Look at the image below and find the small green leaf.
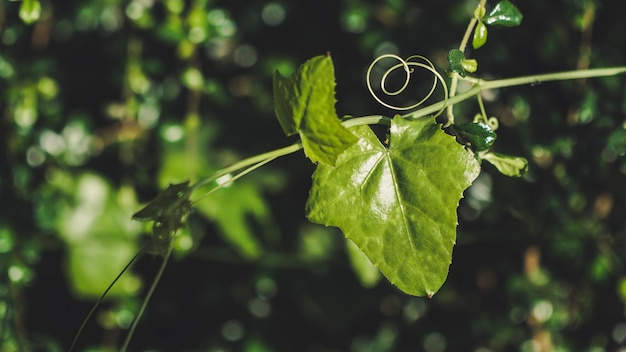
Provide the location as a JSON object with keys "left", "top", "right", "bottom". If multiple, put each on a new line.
{"left": 450, "top": 122, "right": 497, "bottom": 151}
{"left": 19, "top": 0, "right": 42, "bottom": 25}
{"left": 306, "top": 116, "right": 481, "bottom": 297}
{"left": 447, "top": 49, "right": 468, "bottom": 77}
{"left": 483, "top": 0, "right": 523, "bottom": 27}
{"left": 472, "top": 22, "right": 488, "bottom": 49}
{"left": 133, "top": 182, "right": 193, "bottom": 255}
{"left": 461, "top": 59, "right": 478, "bottom": 74}
{"left": 473, "top": 4, "right": 486, "bottom": 20}
{"left": 273, "top": 54, "right": 358, "bottom": 165}
{"left": 482, "top": 152, "right": 528, "bottom": 177}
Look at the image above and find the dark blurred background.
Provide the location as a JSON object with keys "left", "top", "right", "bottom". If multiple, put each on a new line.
{"left": 2, "top": 0, "right": 626, "bottom": 351}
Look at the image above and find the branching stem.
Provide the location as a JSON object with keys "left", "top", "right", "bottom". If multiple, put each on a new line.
{"left": 405, "top": 66, "right": 626, "bottom": 120}
{"left": 191, "top": 141, "right": 303, "bottom": 193}
{"left": 190, "top": 66, "right": 626, "bottom": 199}
{"left": 447, "top": 0, "right": 487, "bottom": 125}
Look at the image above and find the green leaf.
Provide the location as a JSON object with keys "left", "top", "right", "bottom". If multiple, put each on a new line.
{"left": 133, "top": 182, "right": 193, "bottom": 255}
{"left": 346, "top": 238, "right": 381, "bottom": 289}
{"left": 483, "top": 0, "right": 523, "bottom": 27}
{"left": 461, "top": 59, "right": 478, "bottom": 74}
{"left": 447, "top": 49, "right": 467, "bottom": 77}
{"left": 449, "top": 122, "right": 497, "bottom": 151}
{"left": 273, "top": 54, "right": 358, "bottom": 165}
{"left": 195, "top": 181, "right": 270, "bottom": 260}
{"left": 472, "top": 21, "right": 488, "bottom": 49}
{"left": 482, "top": 152, "right": 528, "bottom": 177}
{"left": 19, "top": 0, "right": 42, "bottom": 25}
{"left": 306, "top": 116, "right": 481, "bottom": 297}
{"left": 46, "top": 172, "right": 143, "bottom": 298}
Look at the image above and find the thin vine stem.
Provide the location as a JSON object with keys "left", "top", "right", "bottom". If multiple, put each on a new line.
{"left": 192, "top": 153, "right": 281, "bottom": 205}
{"left": 120, "top": 242, "right": 174, "bottom": 352}
{"left": 476, "top": 93, "right": 488, "bottom": 120}
{"left": 181, "top": 66, "right": 626, "bottom": 204}
{"left": 191, "top": 141, "right": 303, "bottom": 192}
{"left": 69, "top": 248, "right": 146, "bottom": 352}
{"left": 189, "top": 66, "right": 626, "bottom": 198}
{"left": 405, "top": 66, "right": 626, "bottom": 120}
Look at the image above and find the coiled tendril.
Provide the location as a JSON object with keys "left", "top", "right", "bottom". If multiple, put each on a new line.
{"left": 366, "top": 54, "right": 448, "bottom": 117}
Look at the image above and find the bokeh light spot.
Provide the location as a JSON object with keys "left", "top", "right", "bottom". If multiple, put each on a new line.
{"left": 255, "top": 277, "right": 277, "bottom": 299}
{"left": 233, "top": 44, "right": 258, "bottom": 68}
{"left": 531, "top": 300, "right": 553, "bottom": 323}
{"left": 403, "top": 298, "right": 427, "bottom": 322}
{"left": 40, "top": 130, "right": 66, "bottom": 156}
{"left": 221, "top": 320, "right": 245, "bottom": 341}
{"left": 248, "top": 298, "right": 271, "bottom": 318}
{"left": 262, "top": 3, "right": 286, "bottom": 26}
{"left": 613, "top": 322, "right": 626, "bottom": 344}
{"left": 26, "top": 146, "right": 46, "bottom": 167}
{"left": 162, "top": 124, "right": 184, "bottom": 142}
{"left": 423, "top": 332, "right": 446, "bottom": 352}
{"left": 0, "top": 228, "right": 15, "bottom": 253}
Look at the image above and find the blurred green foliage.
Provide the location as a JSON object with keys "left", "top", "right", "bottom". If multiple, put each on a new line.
{"left": 1, "top": 0, "right": 626, "bottom": 351}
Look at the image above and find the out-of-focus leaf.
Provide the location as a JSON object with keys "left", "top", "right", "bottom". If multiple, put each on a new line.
{"left": 345, "top": 238, "right": 381, "bottom": 289}
{"left": 157, "top": 127, "right": 276, "bottom": 260}
{"left": 306, "top": 116, "right": 481, "bottom": 297}
{"left": 482, "top": 152, "right": 528, "bottom": 177}
{"left": 195, "top": 181, "right": 270, "bottom": 260}
{"left": 19, "top": 0, "right": 42, "bottom": 25}
{"left": 49, "top": 173, "right": 143, "bottom": 298}
{"left": 483, "top": 0, "right": 523, "bottom": 27}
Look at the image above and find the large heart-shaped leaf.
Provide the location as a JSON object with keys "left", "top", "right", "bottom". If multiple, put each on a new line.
{"left": 273, "top": 54, "right": 358, "bottom": 165}
{"left": 306, "top": 116, "right": 481, "bottom": 297}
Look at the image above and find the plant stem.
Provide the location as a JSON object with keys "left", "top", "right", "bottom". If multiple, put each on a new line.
{"left": 120, "top": 244, "right": 173, "bottom": 352}
{"left": 69, "top": 249, "right": 145, "bottom": 352}
{"left": 186, "top": 65, "right": 626, "bottom": 201}
{"left": 192, "top": 153, "right": 279, "bottom": 204}
{"left": 405, "top": 66, "right": 626, "bottom": 120}
{"left": 447, "top": 0, "right": 487, "bottom": 125}
{"left": 342, "top": 115, "right": 391, "bottom": 129}
{"left": 191, "top": 141, "right": 303, "bottom": 192}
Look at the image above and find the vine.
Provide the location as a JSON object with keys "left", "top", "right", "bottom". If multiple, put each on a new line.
{"left": 66, "top": 0, "right": 626, "bottom": 350}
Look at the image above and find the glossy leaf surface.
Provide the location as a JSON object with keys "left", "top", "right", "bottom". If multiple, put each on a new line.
{"left": 483, "top": 0, "right": 523, "bottom": 27}
{"left": 472, "top": 21, "right": 488, "bottom": 49}
{"left": 273, "top": 54, "right": 358, "bottom": 165}
{"left": 306, "top": 116, "right": 481, "bottom": 296}
{"left": 450, "top": 122, "right": 497, "bottom": 151}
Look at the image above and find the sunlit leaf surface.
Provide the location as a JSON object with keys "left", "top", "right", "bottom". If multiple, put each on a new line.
{"left": 273, "top": 54, "right": 357, "bottom": 165}
{"left": 306, "top": 116, "right": 481, "bottom": 296}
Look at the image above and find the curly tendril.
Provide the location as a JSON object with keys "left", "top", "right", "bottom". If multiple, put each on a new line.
{"left": 366, "top": 54, "right": 448, "bottom": 116}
